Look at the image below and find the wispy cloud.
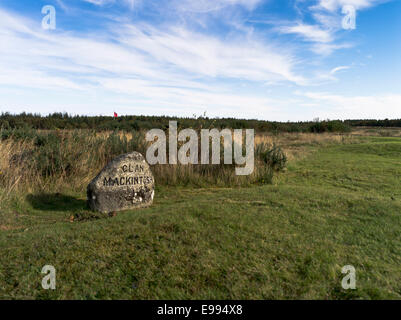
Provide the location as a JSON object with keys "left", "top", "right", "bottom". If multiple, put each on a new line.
{"left": 313, "top": 0, "right": 389, "bottom": 12}
{"left": 0, "top": 1, "right": 398, "bottom": 120}
{"left": 0, "top": 7, "right": 302, "bottom": 83}
{"left": 296, "top": 91, "right": 401, "bottom": 119}
{"left": 311, "top": 42, "right": 353, "bottom": 55}
{"left": 118, "top": 24, "right": 302, "bottom": 83}
{"left": 173, "top": 0, "right": 263, "bottom": 12}
{"left": 330, "top": 65, "right": 350, "bottom": 74}
{"left": 83, "top": 0, "right": 262, "bottom": 12}
{"left": 0, "top": 6, "right": 304, "bottom": 117}
{"left": 83, "top": 0, "right": 137, "bottom": 10}
{"left": 277, "top": 0, "right": 392, "bottom": 56}
{"left": 278, "top": 23, "right": 333, "bottom": 43}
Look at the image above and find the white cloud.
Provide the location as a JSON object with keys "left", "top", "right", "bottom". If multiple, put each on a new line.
{"left": 118, "top": 24, "right": 302, "bottom": 83}
{"left": 0, "top": 7, "right": 303, "bottom": 118}
{"left": 311, "top": 42, "right": 353, "bottom": 55}
{"left": 83, "top": 0, "right": 136, "bottom": 10}
{"left": 0, "top": 8, "right": 301, "bottom": 84}
{"left": 83, "top": 0, "right": 113, "bottom": 5}
{"left": 0, "top": 2, "right": 397, "bottom": 120}
{"left": 278, "top": 23, "right": 333, "bottom": 43}
{"left": 173, "top": 0, "right": 263, "bottom": 12}
{"left": 315, "top": 0, "right": 388, "bottom": 12}
{"left": 83, "top": 0, "right": 262, "bottom": 12}
{"left": 330, "top": 66, "right": 350, "bottom": 74}
{"left": 281, "top": 0, "right": 392, "bottom": 55}
{"left": 296, "top": 91, "right": 401, "bottom": 119}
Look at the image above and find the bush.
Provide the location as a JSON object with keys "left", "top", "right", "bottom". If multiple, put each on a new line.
{"left": 256, "top": 143, "right": 287, "bottom": 172}
{"left": 308, "top": 120, "right": 350, "bottom": 133}
{"left": 1, "top": 127, "right": 37, "bottom": 141}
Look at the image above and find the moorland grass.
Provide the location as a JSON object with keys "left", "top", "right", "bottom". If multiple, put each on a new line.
{"left": 0, "top": 129, "right": 288, "bottom": 198}
{"left": 0, "top": 136, "right": 400, "bottom": 299}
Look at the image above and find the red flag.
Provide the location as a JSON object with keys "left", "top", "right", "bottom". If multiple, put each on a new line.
{"left": 114, "top": 112, "right": 118, "bottom": 118}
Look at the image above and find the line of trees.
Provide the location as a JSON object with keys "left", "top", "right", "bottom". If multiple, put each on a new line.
{"left": 1, "top": 112, "right": 400, "bottom": 133}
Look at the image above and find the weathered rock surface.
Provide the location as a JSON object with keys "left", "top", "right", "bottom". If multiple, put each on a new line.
{"left": 87, "top": 152, "right": 155, "bottom": 213}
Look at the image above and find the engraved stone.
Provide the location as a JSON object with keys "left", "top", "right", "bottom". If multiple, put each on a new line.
{"left": 87, "top": 152, "right": 155, "bottom": 213}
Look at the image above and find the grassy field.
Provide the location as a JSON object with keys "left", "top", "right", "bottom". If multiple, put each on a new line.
{"left": 0, "top": 134, "right": 400, "bottom": 299}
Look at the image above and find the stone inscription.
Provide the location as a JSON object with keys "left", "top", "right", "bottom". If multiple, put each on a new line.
{"left": 102, "top": 164, "right": 153, "bottom": 187}
{"left": 103, "top": 175, "right": 153, "bottom": 187}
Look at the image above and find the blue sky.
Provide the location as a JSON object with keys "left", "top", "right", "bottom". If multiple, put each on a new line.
{"left": 0, "top": 0, "right": 400, "bottom": 120}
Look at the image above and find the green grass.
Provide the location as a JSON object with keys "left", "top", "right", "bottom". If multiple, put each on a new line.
{"left": 0, "top": 136, "right": 400, "bottom": 299}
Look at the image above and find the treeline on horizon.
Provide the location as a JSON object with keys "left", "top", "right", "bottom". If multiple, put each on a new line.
{"left": 1, "top": 112, "right": 401, "bottom": 133}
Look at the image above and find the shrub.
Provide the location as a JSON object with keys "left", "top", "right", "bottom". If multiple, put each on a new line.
{"left": 256, "top": 143, "right": 287, "bottom": 171}
{"left": 308, "top": 120, "right": 350, "bottom": 133}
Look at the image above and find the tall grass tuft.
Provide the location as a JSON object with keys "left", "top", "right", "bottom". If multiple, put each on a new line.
{"left": 0, "top": 128, "right": 288, "bottom": 203}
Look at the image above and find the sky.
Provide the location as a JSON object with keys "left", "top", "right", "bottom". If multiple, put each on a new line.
{"left": 0, "top": 0, "right": 400, "bottom": 121}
